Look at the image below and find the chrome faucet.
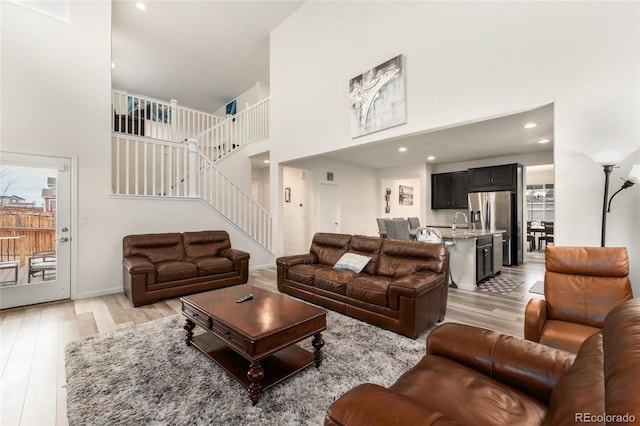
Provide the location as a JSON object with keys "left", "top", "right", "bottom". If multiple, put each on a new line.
{"left": 451, "top": 212, "right": 468, "bottom": 232}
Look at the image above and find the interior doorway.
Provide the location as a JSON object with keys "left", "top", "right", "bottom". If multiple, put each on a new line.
{"left": 0, "top": 152, "right": 72, "bottom": 309}
{"left": 525, "top": 164, "right": 554, "bottom": 264}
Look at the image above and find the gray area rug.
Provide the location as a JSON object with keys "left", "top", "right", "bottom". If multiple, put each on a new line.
{"left": 65, "top": 311, "right": 424, "bottom": 425}
{"left": 476, "top": 275, "right": 523, "bottom": 295}
{"left": 529, "top": 280, "right": 544, "bottom": 295}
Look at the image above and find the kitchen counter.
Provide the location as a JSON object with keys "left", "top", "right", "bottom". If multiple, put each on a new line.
{"left": 432, "top": 228, "right": 505, "bottom": 292}
{"left": 427, "top": 226, "right": 505, "bottom": 240}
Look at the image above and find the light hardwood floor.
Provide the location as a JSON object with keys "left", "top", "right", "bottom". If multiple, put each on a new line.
{"left": 0, "top": 256, "right": 545, "bottom": 426}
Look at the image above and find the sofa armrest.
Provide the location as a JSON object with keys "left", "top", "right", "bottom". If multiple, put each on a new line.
{"left": 427, "top": 323, "right": 575, "bottom": 403}
{"left": 219, "top": 248, "right": 250, "bottom": 263}
{"left": 276, "top": 253, "right": 317, "bottom": 267}
{"left": 524, "top": 298, "right": 547, "bottom": 343}
{"left": 325, "top": 383, "right": 452, "bottom": 426}
{"left": 388, "top": 271, "right": 445, "bottom": 298}
{"left": 123, "top": 256, "right": 155, "bottom": 275}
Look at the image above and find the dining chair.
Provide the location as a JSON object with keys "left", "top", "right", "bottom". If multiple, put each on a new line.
{"left": 384, "top": 219, "right": 410, "bottom": 240}
{"left": 376, "top": 218, "right": 387, "bottom": 238}
{"left": 408, "top": 217, "right": 420, "bottom": 240}
{"left": 538, "top": 222, "right": 554, "bottom": 249}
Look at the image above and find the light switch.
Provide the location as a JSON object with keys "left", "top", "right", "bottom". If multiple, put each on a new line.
{"left": 79, "top": 215, "right": 88, "bottom": 225}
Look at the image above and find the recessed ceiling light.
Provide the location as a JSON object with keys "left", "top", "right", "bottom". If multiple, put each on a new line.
{"left": 427, "top": 156, "right": 435, "bottom": 161}
{"left": 398, "top": 147, "right": 407, "bottom": 152}
{"left": 136, "top": 2, "right": 146, "bottom": 10}
{"left": 263, "top": 160, "right": 270, "bottom": 164}
{"left": 524, "top": 122, "right": 537, "bottom": 129}
{"left": 538, "top": 139, "right": 550, "bottom": 144}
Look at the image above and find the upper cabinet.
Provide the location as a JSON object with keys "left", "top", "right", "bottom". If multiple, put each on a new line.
{"left": 468, "top": 164, "right": 518, "bottom": 192}
{"left": 431, "top": 171, "right": 469, "bottom": 209}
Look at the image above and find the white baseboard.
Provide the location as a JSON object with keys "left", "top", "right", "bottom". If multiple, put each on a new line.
{"left": 73, "top": 287, "right": 123, "bottom": 300}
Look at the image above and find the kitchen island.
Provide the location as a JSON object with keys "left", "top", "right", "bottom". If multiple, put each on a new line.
{"left": 429, "top": 227, "right": 505, "bottom": 291}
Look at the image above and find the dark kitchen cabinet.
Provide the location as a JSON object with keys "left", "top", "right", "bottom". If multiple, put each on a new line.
{"left": 476, "top": 235, "right": 494, "bottom": 283}
{"left": 468, "top": 164, "right": 517, "bottom": 192}
{"left": 431, "top": 171, "right": 469, "bottom": 209}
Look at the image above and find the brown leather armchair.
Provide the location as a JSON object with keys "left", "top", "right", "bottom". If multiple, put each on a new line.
{"left": 524, "top": 246, "right": 633, "bottom": 353}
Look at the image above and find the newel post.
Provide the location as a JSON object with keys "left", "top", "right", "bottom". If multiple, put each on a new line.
{"left": 188, "top": 138, "right": 198, "bottom": 197}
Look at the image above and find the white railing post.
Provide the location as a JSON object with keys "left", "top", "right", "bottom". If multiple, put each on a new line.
{"left": 188, "top": 138, "right": 197, "bottom": 197}
{"left": 170, "top": 99, "right": 178, "bottom": 141}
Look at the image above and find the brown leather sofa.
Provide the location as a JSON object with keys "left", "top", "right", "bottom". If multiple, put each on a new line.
{"left": 123, "top": 230, "right": 249, "bottom": 307}
{"left": 325, "top": 298, "right": 640, "bottom": 425}
{"left": 276, "top": 233, "right": 449, "bottom": 338}
{"left": 525, "top": 246, "right": 633, "bottom": 353}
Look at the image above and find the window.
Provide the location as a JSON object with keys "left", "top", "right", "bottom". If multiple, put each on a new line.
{"left": 526, "top": 184, "right": 554, "bottom": 221}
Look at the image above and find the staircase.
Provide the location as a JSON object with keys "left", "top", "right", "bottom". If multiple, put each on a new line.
{"left": 111, "top": 90, "right": 272, "bottom": 251}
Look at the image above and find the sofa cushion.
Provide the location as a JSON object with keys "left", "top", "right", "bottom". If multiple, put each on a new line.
{"left": 348, "top": 235, "right": 382, "bottom": 275}
{"left": 347, "top": 276, "right": 392, "bottom": 307}
{"left": 377, "top": 239, "right": 446, "bottom": 278}
{"left": 124, "top": 233, "right": 185, "bottom": 264}
{"left": 192, "top": 256, "right": 234, "bottom": 276}
{"left": 539, "top": 320, "right": 600, "bottom": 353}
{"left": 389, "top": 355, "right": 547, "bottom": 425}
{"left": 288, "top": 264, "right": 333, "bottom": 285}
{"left": 183, "top": 230, "right": 231, "bottom": 260}
{"left": 310, "top": 233, "right": 352, "bottom": 266}
{"left": 156, "top": 261, "right": 198, "bottom": 282}
{"left": 334, "top": 252, "right": 371, "bottom": 273}
{"left": 314, "top": 268, "right": 356, "bottom": 295}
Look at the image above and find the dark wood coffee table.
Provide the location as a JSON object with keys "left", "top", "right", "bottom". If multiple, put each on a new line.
{"left": 181, "top": 284, "right": 327, "bottom": 404}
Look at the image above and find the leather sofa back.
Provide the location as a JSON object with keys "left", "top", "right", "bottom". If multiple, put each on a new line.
{"left": 183, "top": 230, "right": 231, "bottom": 260}
{"left": 310, "top": 233, "right": 352, "bottom": 266}
{"left": 545, "top": 298, "right": 640, "bottom": 424}
{"left": 123, "top": 233, "right": 185, "bottom": 264}
{"left": 377, "top": 239, "right": 447, "bottom": 278}
{"left": 544, "top": 246, "right": 633, "bottom": 327}
{"left": 348, "top": 235, "right": 382, "bottom": 275}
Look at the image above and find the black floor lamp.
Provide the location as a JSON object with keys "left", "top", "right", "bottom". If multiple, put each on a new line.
{"left": 586, "top": 150, "right": 640, "bottom": 247}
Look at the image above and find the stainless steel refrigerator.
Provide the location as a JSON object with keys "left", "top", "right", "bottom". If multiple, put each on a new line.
{"left": 468, "top": 191, "right": 522, "bottom": 266}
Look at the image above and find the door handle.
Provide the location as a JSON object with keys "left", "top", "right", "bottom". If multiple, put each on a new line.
{"left": 57, "top": 237, "right": 69, "bottom": 243}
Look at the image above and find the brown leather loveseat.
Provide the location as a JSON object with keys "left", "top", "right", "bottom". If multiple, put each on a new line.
{"left": 326, "top": 298, "right": 640, "bottom": 425}
{"left": 277, "top": 233, "right": 449, "bottom": 338}
{"left": 123, "top": 230, "right": 249, "bottom": 306}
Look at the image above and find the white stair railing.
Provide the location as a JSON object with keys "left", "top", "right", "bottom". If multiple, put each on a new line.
{"left": 193, "top": 98, "right": 270, "bottom": 161}
{"left": 111, "top": 136, "right": 272, "bottom": 251}
{"left": 112, "top": 90, "right": 224, "bottom": 143}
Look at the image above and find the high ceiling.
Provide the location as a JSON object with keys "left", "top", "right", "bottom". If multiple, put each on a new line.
{"left": 111, "top": 0, "right": 304, "bottom": 113}
{"left": 112, "top": 1, "right": 553, "bottom": 170}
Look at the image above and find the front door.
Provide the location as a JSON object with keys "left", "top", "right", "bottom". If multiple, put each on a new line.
{"left": 0, "top": 152, "right": 72, "bottom": 309}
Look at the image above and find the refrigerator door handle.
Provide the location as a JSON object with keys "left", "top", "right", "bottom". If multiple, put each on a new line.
{"left": 484, "top": 197, "right": 491, "bottom": 230}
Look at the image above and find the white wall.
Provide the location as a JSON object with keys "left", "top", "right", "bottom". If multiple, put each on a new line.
{"left": 213, "top": 81, "right": 270, "bottom": 117}
{"left": 270, "top": 1, "right": 640, "bottom": 292}
{"left": 285, "top": 158, "right": 380, "bottom": 240}
{"left": 1, "top": 2, "right": 274, "bottom": 301}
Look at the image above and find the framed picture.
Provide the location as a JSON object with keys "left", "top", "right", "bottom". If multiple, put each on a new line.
{"left": 284, "top": 187, "right": 291, "bottom": 203}
{"left": 349, "top": 54, "right": 406, "bottom": 138}
{"left": 399, "top": 185, "right": 413, "bottom": 206}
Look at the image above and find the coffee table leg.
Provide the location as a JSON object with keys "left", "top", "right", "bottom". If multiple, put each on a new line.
{"left": 184, "top": 319, "right": 195, "bottom": 346}
{"left": 247, "top": 361, "right": 264, "bottom": 405}
{"left": 312, "top": 332, "right": 324, "bottom": 367}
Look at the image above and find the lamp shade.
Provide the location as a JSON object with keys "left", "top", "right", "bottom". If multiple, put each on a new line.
{"left": 628, "top": 164, "right": 640, "bottom": 184}
{"left": 585, "top": 149, "right": 632, "bottom": 166}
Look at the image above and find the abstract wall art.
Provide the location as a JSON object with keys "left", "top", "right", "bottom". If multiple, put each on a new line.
{"left": 349, "top": 54, "right": 406, "bottom": 138}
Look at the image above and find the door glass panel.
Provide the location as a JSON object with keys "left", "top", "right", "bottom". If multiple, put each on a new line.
{"left": 0, "top": 165, "right": 57, "bottom": 286}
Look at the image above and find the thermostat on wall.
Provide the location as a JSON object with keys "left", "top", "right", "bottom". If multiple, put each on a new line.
{"left": 327, "top": 172, "right": 334, "bottom": 181}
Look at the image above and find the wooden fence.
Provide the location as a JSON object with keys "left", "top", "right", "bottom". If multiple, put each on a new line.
{"left": 0, "top": 209, "right": 56, "bottom": 264}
